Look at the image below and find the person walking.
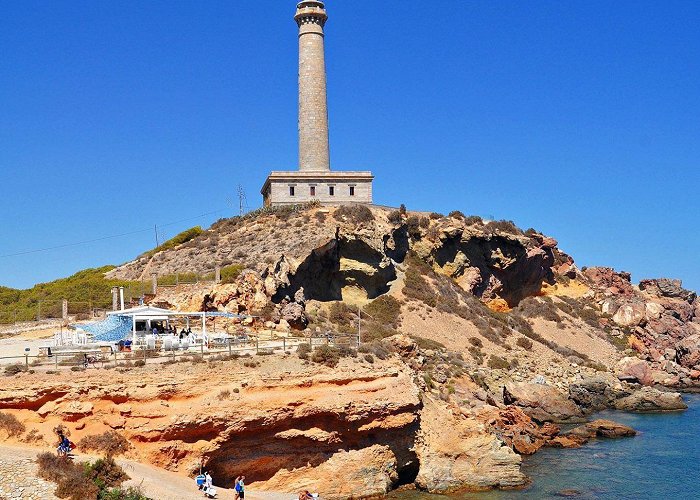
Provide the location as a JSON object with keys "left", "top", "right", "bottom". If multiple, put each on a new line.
{"left": 234, "top": 475, "right": 245, "bottom": 499}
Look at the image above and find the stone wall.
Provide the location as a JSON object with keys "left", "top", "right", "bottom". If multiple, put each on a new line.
{"left": 267, "top": 177, "right": 372, "bottom": 206}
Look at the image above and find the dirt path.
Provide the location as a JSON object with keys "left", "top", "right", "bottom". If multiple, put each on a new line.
{"left": 0, "top": 444, "right": 290, "bottom": 500}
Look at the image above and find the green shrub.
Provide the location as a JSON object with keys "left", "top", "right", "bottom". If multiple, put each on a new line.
{"left": 220, "top": 264, "right": 244, "bottom": 284}
{"left": 84, "top": 456, "right": 129, "bottom": 488}
{"left": 311, "top": 345, "right": 341, "bottom": 367}
{"left": 364, "top": 354, "right": 374, "bottom": 363}
{"left": 142, "top": 226, "right": 204, "bottom": 258}
{"left": 487, "top": 355, "right": 510, "bottom": 370}
{"left": 402, "top": 254, "right": 437, "bottom": 308}
{"left": 363, "top": 296, "right": 401, "bottom": 329}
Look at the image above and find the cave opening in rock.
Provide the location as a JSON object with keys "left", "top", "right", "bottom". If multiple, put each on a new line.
{"left": 274, "top": 237, "right": 397, "bottom": 303}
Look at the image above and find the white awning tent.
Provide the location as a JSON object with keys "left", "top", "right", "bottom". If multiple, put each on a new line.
{"left": 107, "top": 306, "right": 213, "bottom": 344}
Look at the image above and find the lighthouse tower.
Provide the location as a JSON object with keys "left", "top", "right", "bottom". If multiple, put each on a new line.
{"left": 261, "top": 1, "right": 374, "bottom": 206}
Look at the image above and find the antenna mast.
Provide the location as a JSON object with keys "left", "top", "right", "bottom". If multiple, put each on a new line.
{"left": 237, "top": 184, "right": 248, "bottom": 216}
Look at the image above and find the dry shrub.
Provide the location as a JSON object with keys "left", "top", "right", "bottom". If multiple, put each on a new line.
{"left": 516, "top": 337, "right": 533, "bottom": 350}
{"left": 4, "top": 364, "right": 26, "bottom": 376}
{"left": 487, "top": 355, "right": 510, "bottom": 370}
{"left": 217, "top": 390, "right": 231, "bottom": 400}
{"left": 402, "top": 254, "right": 437, "bottom": 308}
{"left": 333, "top": 205, "right": 374, "bottom": 224}
{"left": 486, "top": 219, "right": 521, "bottom": 234}
{"left": 516, "top": 296, "right": 561, "bottom": 322}
{"left": 387, "top": 210, "right": 402, "bottom": 224}
{"left": 38, "top": 452, "right": 134, "bottom": 500}
{"left": 21, "top": 428, "right": 44, "bottom": 443}
{"left": 468, "top": 337, "right": 483, "bottom": 348}
{"left": 78, "top": 431, "right": 131, "bottom": 457}
{"left": 409, "top": 335, "right": 446, "bottom": 351}
{"left": 358, "top": 340, "right": 392, "bottom": 360}
{"left": 328, "top": 301, "right": 355, "bottom": 326}
{"left": 297, "top": 343, "right": 311, "bottom": 360}
{"left": 0, "top": 411, "right": 25, "bottom": 436}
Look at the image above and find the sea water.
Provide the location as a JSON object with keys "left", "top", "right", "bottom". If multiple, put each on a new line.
{"left": 390, "top": 394, "right": 700, "bottom": 499}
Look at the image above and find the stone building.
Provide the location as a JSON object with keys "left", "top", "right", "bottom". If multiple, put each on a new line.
{"left": 261, "top": 1, "right": 374, "bottom": 206}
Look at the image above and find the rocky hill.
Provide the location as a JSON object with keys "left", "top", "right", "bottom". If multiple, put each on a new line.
{"left": 2, "top": 203, "right": 698, "bottom": 498}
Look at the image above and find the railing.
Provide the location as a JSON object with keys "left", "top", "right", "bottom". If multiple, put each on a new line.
{"left": 0, "top": 334, "right": 351, "bottom": 373}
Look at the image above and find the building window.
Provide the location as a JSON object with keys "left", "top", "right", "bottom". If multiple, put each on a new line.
{"left": 289, "top": 186, "right": 295, "bottom": 196}
{"left": 349, "top": 186, "right": 355, "bottom": 196}
{"left": 329, "top": 186, "right": 334, "bottom": 196}
{"left": 310, "top": 186, "right": 316, "bottom": 196}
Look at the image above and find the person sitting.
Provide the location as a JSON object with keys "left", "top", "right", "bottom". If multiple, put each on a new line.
{"left": 298, "top": 491, "right": 314, "bottom": 500}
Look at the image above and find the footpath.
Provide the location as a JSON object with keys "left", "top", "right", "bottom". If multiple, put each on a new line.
{"left": 0, "top": 444, "right": 289, "bottom": 500}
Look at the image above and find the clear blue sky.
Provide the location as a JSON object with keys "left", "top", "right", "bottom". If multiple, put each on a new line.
{"left": 1, "top": 1, "right": 698, "bottom": 291}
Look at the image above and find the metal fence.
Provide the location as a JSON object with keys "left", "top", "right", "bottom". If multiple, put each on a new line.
{"left": 0, "top": 334, "right": 353, "bottom": 373}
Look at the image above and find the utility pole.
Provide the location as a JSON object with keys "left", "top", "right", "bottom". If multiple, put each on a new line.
{"left": 154, "top": 225, "right": 160, "bottom": 247}
{"left": 237, "top": 184, "right": 248, "bottom": 216}
{"left": 357, "top": 305, "right": 361, "bottom": 348}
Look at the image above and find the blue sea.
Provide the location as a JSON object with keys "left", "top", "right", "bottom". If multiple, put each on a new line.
{"left": 391, "top": 394, "right": 700, "bottom": 499}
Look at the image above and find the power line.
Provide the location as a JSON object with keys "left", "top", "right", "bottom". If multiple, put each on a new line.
{"left": 0, "top": 208, "right": 229, "bottom": 259}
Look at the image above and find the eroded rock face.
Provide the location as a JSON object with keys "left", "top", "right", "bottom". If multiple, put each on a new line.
{"left": 109, "top": 207, "right": 571, "bottom": 311}
{"left": 414, "top": 398, "right": 526, "bottom": 492}
{"left": 477, "top": 405, "right": 559, "bottom": 455}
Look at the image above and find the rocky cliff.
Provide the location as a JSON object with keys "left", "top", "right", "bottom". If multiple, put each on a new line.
{"left": 3, "top": 204, "right": 697, "bottom": 498}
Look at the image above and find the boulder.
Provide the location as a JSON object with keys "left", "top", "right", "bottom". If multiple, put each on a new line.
{"left": 614, "top": 387, "right": 687, "bottom": 412}
{"left": 280, "top": 301, "right": 308, "bottom": 330}
{"left": 616, "top": 357, "right": 654, "bottom": 385}
{"left": 568, "top": 376, "right": 620, "bottom": 412}
{"left": 549, "top": 419, "right": 636, "bottom": 449}
{"left": 639, "top": 279, "right": 696, "bottom": 302}
{"left": 612, "top": 303, "right": 646, "bottom": 327}
{"left": 583, "top": 267, "right": 635, "bottom": 297}
{"left": 503, "top": 382, "right": 584, "bottom": 423}
{"left": 645, "top": 302, "right": 666, "bottom": 320}
{"left": 568, "top": 419, "right": 636, "bottom": 439}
